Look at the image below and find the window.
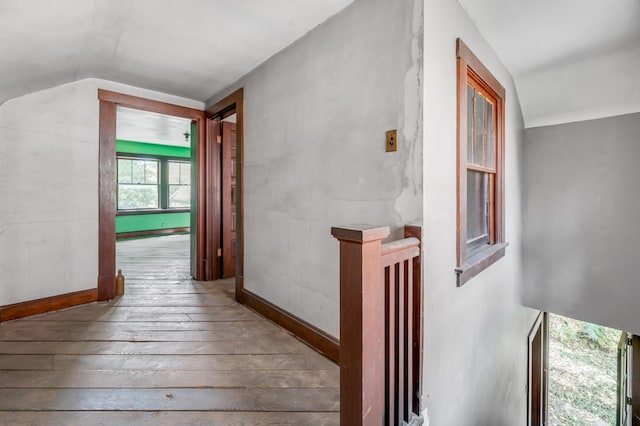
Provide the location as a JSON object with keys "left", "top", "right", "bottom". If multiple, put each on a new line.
{"left": 168, "top": 161, "right": 191, "bottom": 209}
{"left": 117, "top": 158, "right": 159, "bottom": 210}
{"left": 455, "top": 38, "right": 507, "bottom": 286}
{"left": 117, "top": 156, "right": 190, "bottom": 212}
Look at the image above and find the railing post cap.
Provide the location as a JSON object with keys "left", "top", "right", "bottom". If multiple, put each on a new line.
{"left": 331, "top": 224, "right": 390, "bottom": 243}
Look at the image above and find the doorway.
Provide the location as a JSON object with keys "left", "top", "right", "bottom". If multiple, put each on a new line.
{"left": 113, "top": 107, "right": 195, "bottom": 283}
{"left": 529, "top": 312, "right": 640, "bottom": 426}
{"left": 205, "top": 89, "right": 244, "bottom": 299}
{"left": 97, "top": 90, "right": 206, "bottom": 300}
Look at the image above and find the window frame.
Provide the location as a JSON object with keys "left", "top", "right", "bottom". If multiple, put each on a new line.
{"left": 116, "top": 153, "right": 191, "bottom": 215}
{"left": 455, "top": 38, "right": 507, "bottom": 286}
{"left": 116, "top": 156, "right": 161, "bottom": 211}
{"left": 167, "top": 160, "right": 192, "bottom": 209}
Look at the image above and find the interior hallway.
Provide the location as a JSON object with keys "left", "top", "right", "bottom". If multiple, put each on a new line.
{"left": 0, "top": 235, "right": 339, "bottom": 425}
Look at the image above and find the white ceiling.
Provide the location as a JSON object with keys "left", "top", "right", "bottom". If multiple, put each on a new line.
{"left": 116, "top": 107, "right": 193, "bottom": 147}
{"left": 0, "top": 0, "right": 354, "bottom": 106}
{"left": 458, "top": 0, "right": 640, "bottom": 127}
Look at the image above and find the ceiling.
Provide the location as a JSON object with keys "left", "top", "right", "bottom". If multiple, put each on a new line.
{"left": 116, "top": 109, "right": 236, "bottom": 146}
{"left": 3, "top": 0, "right": 637, "bottom": 128}
{"left": 0, "top": 0, "right": 354, "bottom": 106}
{"left": 116, "top": 107, "right": 193, "bottom": 147}
{"left": 458, "top": 0, "right": 640, "bottom": 127}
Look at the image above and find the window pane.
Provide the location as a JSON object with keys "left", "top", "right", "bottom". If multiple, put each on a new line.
{"left": 467, "top": 170, "right": 489, "bottom": 244}
{"left": 131, "top": 160, "right": 146, "bottom": 184}
{"left": 169, "top": 184, "right": 190, "bottom": 208}
{"left": 118, "top": 184, "right": 158, "bottom": 210}
{"left": 168, "top": 162, "right": 180, "bottom": 184}
{"left": 117, "top": 159, "right": 131, "bottom": 183}
{"left": 180, "top": 163, "right": 191, "bottom": 185}
{"left": 485, "top": 101, "right": 495, "bottom": 169}
{"left": 145, "top": 161, "right": 158, "bottom": 184}
{"left": 473, "top": 91, "right": 486, "bottom": 166}
{"left": 467, "top": 84, "right": 474, "bottom": 163}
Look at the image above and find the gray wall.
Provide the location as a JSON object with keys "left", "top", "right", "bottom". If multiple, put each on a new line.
{"left": 523, "top": 112, "right": 640, "bottom": 334}
{"left": 422, "top": 0, "right": 539, "bottom": 423}
{"left": 209, "top": 0, "right": 423, "bottom": 337}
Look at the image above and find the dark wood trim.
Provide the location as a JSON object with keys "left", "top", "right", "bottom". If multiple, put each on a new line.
{"left": 116, "top": 227, "right": 189, "bottom": 240}
{"left": 456, "top": 55, "right": 468, "bottom": 267}
{"left": 98, "top": 90, "right": 207, "bottom": 297}
{"left": 405, "top": 225, "right": 424, "bottom": 415}
{"left": 633, "top": 335, "right": 640, "bottom": 424}
{"left": 206, "top": 88, "right": 244, "bottom": 118}
{"left": 195, "top": 115, "right": 206, "bottom": 280}
{"left": 205, "top": 117, "right": 221, "bottom": 280}
{"left": 332, "top": 225, "right": 390, "bottom": 426}
{"left": 456, "top": 38, "right": 507, "bottom": 284}
{"left": 98, "top": 89, "right": 204, "bottom": 120}
{"left": 0, "top": 289, "right": 98, "bottom": 322}
{"left": 241, "top": 289, "right": 339, "bottom": 364}
{"left": 456, "top": 39, "right": 505, "bottom": 99}
{"left": 455, "top": 242, "right": 508, "bottom": 286}
{"left": 206, "top": 88, "right": 244, "bottom": 299}
{"left": 98, "top": 99, "right": 117, "bottom": 301}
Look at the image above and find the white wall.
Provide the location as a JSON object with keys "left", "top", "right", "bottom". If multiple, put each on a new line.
{"left": 422, "top": 0, "right": 539, "bottom": 424}
{"left": 208, "top": 0, "right": 423, "bottom": 337}
{"left": 519, "top": 44, "right": 640, "bottom": 128}
{"left": 523, "top": 113, "right": 640, "bottom": 334}
{"left": 0, "top": 78, "right": 203, "bottom": 306}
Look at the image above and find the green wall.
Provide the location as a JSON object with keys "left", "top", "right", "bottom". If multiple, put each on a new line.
{"left": 116, "top": 140, "right": 190, "bottom": 158}
{"left": 116, "top": 140, "right": 191, "bottom": 235}
{"left": 116, "top": 212, "right": 190, "bottom": 234}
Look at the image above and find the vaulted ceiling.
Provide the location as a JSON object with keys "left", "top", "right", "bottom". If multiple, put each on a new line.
{"left": 458, "top": 0, "right": 640, "bottom": 127}
{"left": 2, "top": 0, "right": 638, "bottom": 128}
{"left": 0, "top": 0, "right": 354, "bottom": 106}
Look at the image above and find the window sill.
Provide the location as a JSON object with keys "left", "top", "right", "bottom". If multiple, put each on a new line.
{"left": 455, "top": 242, "right": 509, "bottom": 287}
{"left": 116, "top": 209, "right": 190, "bottom": 216}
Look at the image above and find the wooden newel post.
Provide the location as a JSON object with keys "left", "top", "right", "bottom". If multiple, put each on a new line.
{"left": 331, "top": 225, "right": 389, "bottom": 426}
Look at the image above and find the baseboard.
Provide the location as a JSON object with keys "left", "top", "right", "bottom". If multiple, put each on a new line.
{"left": 0, "top": 288, "right": 98, "bottom": 322}
{"left": 116, "top": 227, "right": 189, "bottom": 240}
{"left": 241, "top": 289, "right": 340, "bottom": 364}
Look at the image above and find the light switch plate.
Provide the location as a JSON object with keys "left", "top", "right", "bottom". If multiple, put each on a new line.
{"left": 386, "top": 129, "right": 398, "bottom": 152}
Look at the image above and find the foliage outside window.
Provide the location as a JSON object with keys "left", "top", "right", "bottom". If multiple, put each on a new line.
{"left": 455, "top": 38, "right": 507, "bottom": 286}
{"left": 117, "top": 156, "right": 190, "bottom": 212}
{"left": 117, "top": 158, "right": 159, "bottom": 210}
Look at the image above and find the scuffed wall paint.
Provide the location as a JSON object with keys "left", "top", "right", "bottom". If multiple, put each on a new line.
{"left": 0, "top": 78, "right": 203, "bottom": 306}
{"left": 422, "top": 0, "right": 538, "bottom": 424}
{"left": 208, "top": 0, "right": 423, "bottom": 337}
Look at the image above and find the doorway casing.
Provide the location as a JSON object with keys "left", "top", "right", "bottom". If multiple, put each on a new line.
{"left": 97, "top": 89, "right": 206, "bottom": 300}
{"left": 206, "top": 88, "right": 245, "bottom": 300}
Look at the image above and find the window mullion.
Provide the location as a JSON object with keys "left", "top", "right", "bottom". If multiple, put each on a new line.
{"left": 160, "top": 159, "right": 168, "bottom": 210}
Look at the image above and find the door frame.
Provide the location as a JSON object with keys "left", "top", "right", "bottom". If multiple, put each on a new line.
{"left": 528, "top": 311, "right": 548, "bottom": 426}
{"left": 206, "top": 88, "right": 244, "bottom": 301}
{"left": 97, "top": 89, "right": 206, "bottom": 300}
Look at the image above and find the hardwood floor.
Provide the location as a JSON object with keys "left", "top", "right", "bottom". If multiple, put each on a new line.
{"left": 0, "top": 234, "right": 339, "bottom": 425}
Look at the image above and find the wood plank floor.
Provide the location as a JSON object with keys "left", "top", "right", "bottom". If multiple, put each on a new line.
{"left": 0, "top": 234, "right": 339, "bottom": 425}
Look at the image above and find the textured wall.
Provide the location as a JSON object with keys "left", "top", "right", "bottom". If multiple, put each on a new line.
{"left": 0, "top": 78, "right": 203, "bottom": 306}
{"left": 421, "top": 0, "right": 539, "bottom": 424}
{"left": 208, "top": 0, "right": 423, "bottom": 337}
{"left": 523, "top": 112, "right": 640, "bottom": 334}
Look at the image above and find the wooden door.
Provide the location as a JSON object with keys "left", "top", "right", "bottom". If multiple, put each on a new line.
{"left": 221, "top": 121, "right": 237, "bottom": 278}
{"left": 529, "top": 312, "right": 548, "bottom": 426}
{"left": 618, "top": 333, "right": 640, "bottom": 425}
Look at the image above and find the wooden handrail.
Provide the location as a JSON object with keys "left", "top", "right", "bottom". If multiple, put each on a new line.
{"left": 381, "top": 237, "right": 420, "bottom": 267}
{"left": 332, "top": 224, "right": 423, "bottom": 426}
